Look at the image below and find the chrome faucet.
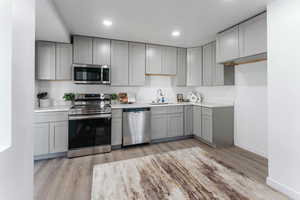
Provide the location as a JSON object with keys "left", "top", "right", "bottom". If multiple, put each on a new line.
{"left": 156, "top": 88, "right": 166, "bottom": 103}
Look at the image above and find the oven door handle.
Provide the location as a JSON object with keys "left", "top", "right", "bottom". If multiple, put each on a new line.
{"left": 69, "top": 114, "right": 112, "bottom": 120}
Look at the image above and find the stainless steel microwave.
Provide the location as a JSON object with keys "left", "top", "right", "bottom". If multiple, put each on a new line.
{"left": 73, "top": 64, "right": 110, "bottom": 85}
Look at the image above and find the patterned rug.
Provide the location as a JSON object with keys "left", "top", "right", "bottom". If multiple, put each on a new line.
{"left": 91, "top": 147, "right": 284, "bottom": 200}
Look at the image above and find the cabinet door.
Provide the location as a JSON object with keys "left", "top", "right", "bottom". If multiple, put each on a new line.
{"left": 162, "top": 46, "right": 177, "bottom": 75}
{"left": 93, "top": 38, "right": 111, "bottom": 65}
{"left": 129, "top": 42, "right": 146, "bottom": 86}
{"left": 193, "top": 106, "right": 202, "bottom": 138}
{"left": 151, "top": 114, "right": 168, "bottom": 140}
{"left": 34, "top": 123, "right": 49, "bottom": 156}
{"left": 55, "top": 43, "right": 72, "bottom": 80}
{"left": 239, "top": 13, "right": 267, "bottom": 57}
{"left": 50, "top": 121, "right": 68, "bottom": 153}
{"left": 176, "top": 48, "right": 187, "bottom": 86}
{"left": 187, "top": 47, "right": 202, "bottom": 86}
{"left": 111, "top": 40, "right": 129, "bottom": 86}
{"left": 216, "top": 26, "right": 239, "bottom": 63}
{"left": 184, "top": 106, "right": 193, "bottom": 136}
{"left": 202, "top": 43, "right": 213, "bottom": 86}
{"left": 111, "top": 118, "right": 122, "bottom": 146}
{"left": 73, "top": 36, "right": 93, "bottom": 64}
{"left": 202, "top": 115, "right": 213, "bottom": 143}
{"left": 36, "top": 42, "right": 56, "bottom": 80}
{"left": 168, "top": 113, "right": 183, "bottom": 138}
{"left": 146, "top": 45, "right": 162, "bottom": 74}
{"left": 211, "top": 42, "right": 224, "bottom": 86}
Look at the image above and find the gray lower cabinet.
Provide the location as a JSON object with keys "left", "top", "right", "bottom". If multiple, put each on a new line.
{"left": 200, "top": 107, "right": 234, "bottom": 147}
{"left": 167, "top": 113, "right": 183, "bottom": 137}
{"left": 34, "top": 112, "right": 68, "bottom": 159}
{"left": 36, "top": 41, "right": 73, "bottom": 80}
{"left": 129, "top": 42, "right": 146, "bottom": 86}
{"left": 184, "top": 106, "right": 193, "bottom": 136}
{"left": 111, "top": 40, "right": 129, "bottom": 86}
{"left": 151, "top": 106, "right": 184, "bottom": 140}
{"left": 73, "top": 36, "right": 93, "bottom": 64}
{"left": 151, "top": 114, "right": 168, "bottom": 140}
{"left": 176, "top": 48, "right": 187, "bottom": 86}
{"left": 193, "top": 106, "right": 202, "bottom": 138}
{"left": 111, "top": 109, "right": 122, "bottom": 146}
{"left": 34, "top": 123, "right": 50, "bottom": 156}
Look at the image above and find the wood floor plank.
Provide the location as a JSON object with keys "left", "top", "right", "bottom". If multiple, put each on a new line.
{"left": 34, "top": 139, "right": 287, "bottom": 200}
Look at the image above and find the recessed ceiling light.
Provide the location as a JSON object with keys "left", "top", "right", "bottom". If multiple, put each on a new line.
{"left": 103, "top": 20, "right": 112, "bottom": 27}
{"left": 172, "top": 30, "right": 181, "bottom": 37}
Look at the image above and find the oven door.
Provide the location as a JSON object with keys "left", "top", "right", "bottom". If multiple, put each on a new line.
{"left": 73, "top": 66, "right": 101, "bottom": 84}
{"left": 68, "top": 114, "right": 111, "bottom": 150}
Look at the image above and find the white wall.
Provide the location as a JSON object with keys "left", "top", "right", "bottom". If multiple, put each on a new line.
{"left": 0, "top": 0, "right": 35, "bottom": 199}
{"left": 234, "top": 61, "right": 268, "bottom": 157}
{"left": 36, "top": 0, "right": 70, "bottom": 43}
{"left": 267, "top": 0, "right": 300, "bottom": 199}
{"left": 0, "top": 0, "right": 12, "bottom": 152}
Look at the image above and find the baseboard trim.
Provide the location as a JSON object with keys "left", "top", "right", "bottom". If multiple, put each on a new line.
{"left": 234, "top": 143, "right": 267, "bottom": 158}
{"left": 34, "top": 152, "right": 66, "bottom": 161}
{"left": 267, "top": 177, "right": 300, "bottom": 200}
{"left": 151, "top": 135, "right": 193, "bottom": 144}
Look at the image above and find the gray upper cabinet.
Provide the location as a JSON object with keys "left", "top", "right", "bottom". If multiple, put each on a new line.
{"left": 187, "top": 47, "right": 202, "bottom": 86}
{"left": 146, "top": 45, "right": 177, "bottom": 75}
{"left": 239, "top": 13, "right": 267, "bottom": 58}
{"left": 55, "top": 43, "right": 72, "bottom": 80}
{"left": 111, "top": 40, "right": 129, "bottom": 86}
{"left": 203, "top": 42, "right": 224, "bottom": 86}
{"left": 176, "top": 48, "right": 187, "bottom": 86}
{"left": 216, "top": 26, "right": 239, "bottom": 63}
{"left": 202, "top": 43, "right": 214, "bottom": 86}
{"left": 162, "top": 46, "right": 177, "bottom": 75}
{"left": 36, "top": 42, "right": 56, "bottom": 80}
{"left": 212, "top": 42, "right": 224, "bottom": 86}
{"left": 73, "top": 36, "right": 93, "bottom": 64}
{"left": 129, "top": 42, "right": 146, "bottom": 86}
{"left": 93, "top": 38, "right": 111, "bottom": 65}
{"left": 146, "top": 44, "right": 162, "bottom": 74}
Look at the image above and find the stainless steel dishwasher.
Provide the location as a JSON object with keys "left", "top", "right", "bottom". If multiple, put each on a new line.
{"left": 122, "top": 108, "right": 151, "bottom": 146}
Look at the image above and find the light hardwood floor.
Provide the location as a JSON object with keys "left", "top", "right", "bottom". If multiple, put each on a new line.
{"left": 34, "top": 139, "right": 287, "bottom": 200}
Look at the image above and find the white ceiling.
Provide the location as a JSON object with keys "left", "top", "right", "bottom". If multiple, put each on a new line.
{"left": 52, "top": 0, "right": 269, "bottom": 47}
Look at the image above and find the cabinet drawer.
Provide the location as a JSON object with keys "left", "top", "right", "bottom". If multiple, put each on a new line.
{"left": 151, "top": 106, "right": 168, "bottom": 115}
{"left": 202, "top": 107, "right": 213, "bottom": 116}
{"left": 35, "top": 112, "right": 68, "bottom": 123}
{"left": 168, "top": 106, "right": 184, "bottom": 114}
{"left": 112, "top": 109, "right": 123, "bottom": 118}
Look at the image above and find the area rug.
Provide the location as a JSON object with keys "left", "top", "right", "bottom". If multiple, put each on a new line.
{"left": 91, "top": 147, "right": 284, "bottom": 200}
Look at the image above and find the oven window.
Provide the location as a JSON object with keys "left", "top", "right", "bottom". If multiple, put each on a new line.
{"left": 69, "top": 118, "right": 111, "bottom": 150}
{"left": 74, "top": 67, "right": 101, "bottom": 82}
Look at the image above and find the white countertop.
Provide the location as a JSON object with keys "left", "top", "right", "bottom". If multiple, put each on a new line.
{"left": 34, "top": 102, "right": 233, "bottom": 113}
{"left": 34, "top": 105, "right": 71, "bottom": 113}
{"left": 111, "top": 102, "right": 233, "bottom": 109}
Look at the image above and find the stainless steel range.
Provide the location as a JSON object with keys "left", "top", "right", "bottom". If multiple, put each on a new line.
{"left": 68, "top": 93, "right": 112, "bottom": 158}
